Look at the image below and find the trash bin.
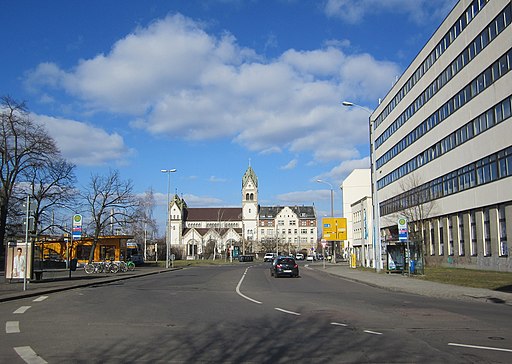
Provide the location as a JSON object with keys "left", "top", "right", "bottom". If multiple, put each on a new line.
{"left": 70, "top": 258, "right": 78, "bottom": 271}
{"left": 409, "top": 260, "right": 416, "bottom": 274}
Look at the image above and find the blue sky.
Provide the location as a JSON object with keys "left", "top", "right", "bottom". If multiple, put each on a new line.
{"left": 1, "top": 0, "right": 457, "bottom": 233}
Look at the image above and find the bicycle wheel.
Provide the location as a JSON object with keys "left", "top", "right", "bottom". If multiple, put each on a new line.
{"left": 119, "top": 261, "right": 128, "bottom": 272}
{"left": 84, "top": 263, "right": 95, "bottom": 274}
{"left": 110, "top": 262, "right": 119, "bottom": 274}
{"left": 127, "top": 261, "right": 135, "bottom": 271}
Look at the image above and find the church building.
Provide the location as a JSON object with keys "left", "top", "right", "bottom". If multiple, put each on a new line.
{"left": 168, "top": 166, "right": 318, "bottom": 259}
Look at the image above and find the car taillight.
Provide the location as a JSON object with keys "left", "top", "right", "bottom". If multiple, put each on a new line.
{"left": 276, "top": 264, "right": 282, "bottom": 268}
{"left": 294, "top": 264, "right": 298, "bottom": 268}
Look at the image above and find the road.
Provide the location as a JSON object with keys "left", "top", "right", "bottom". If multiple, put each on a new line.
{"left": 1, "top": 262, "right": 511, "bottom": 363}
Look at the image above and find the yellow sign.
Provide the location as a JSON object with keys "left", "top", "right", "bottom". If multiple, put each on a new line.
{"left": 322, "top": 217, "right": 347, "bottom": 241}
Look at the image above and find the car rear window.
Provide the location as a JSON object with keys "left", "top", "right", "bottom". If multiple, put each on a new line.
{"left": 278, "top": 258, "right": 295, "bottom": 264}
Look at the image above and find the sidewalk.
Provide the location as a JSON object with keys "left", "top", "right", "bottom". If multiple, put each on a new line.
{"left": 0, "top": 264, "right": 170, "bottom": 302}
{"left": 308, "top": 261, "right": 512, "bottom": 305}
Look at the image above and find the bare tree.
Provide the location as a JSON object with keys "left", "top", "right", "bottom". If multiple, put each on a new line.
{"left": 384, "top": 172, "right": 437, "bottom": 272}
{"left": 129, "top": 188, "right": 158, "bottom": 249}
{"left": 83, "top": 170, "right": 138, "bottom": 262}
{"left": 0, "top": 96, "right": 60, "bottom": 259}
{"left": 259, "top": 237, "right": 277, "bottom": 253}
{"left": 23, "top": 158, "right": 77, "bottom": 238}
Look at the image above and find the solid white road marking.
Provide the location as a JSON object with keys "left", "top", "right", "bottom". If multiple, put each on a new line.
{"left": 33, "top": 296, "right": 48, "bottom": 302}
{"left": 6, "top": 321, "right": 20, "bottom": 334}
{"left": 330, "top": 322, "right": 348, "bottom": 327}
{"left": 14, "top": 346, "right": 48, "bottom": 364}
{"left": 236, "top": 267, "right": 262, "bottom": 304}
{"left": 448, "top": 343, "right": 512, "bottom": 353}
{"left": 364, "top": 330, "right": 383, "bottom": 335}
{"left": 275, "top": 307, "right": 301, "bottom": 316}
{"left": 14, "top": 306, "right": 31, "bottom": 314}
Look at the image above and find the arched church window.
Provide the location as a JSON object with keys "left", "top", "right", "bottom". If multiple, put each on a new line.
{"left": 250, "top": 193, "right": 254, "bottom": 200}
{"left": 246, "top": 193, "right": 250, "bottom": 200}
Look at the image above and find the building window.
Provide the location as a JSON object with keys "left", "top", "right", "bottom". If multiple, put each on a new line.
{"left": 470, "top": 211, "right": 477, "bottom": 256}
{"left": 499, "top": 206, "right": 508, "bottom": 256}
{"left": 278, "top": 220, "right": 284, "bottom": 226}
{"left": 458, "top": 213, "right": 465, "bottom": 256}
{"left": 483, "top": 208, "right": 491, "bottom": 256}
{"left": 439, "top": 225, "right": 444, "bottom": 256}
{"left": 448, "top": 218, "right": 454, "bottom": 256}
{"left": 430, "top": 224, "right": 435, "bottom": 256}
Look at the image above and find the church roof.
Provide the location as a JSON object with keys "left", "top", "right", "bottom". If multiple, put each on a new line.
{"left": 186, "top": 207, "right": 242, "bottom": 221}
{"left": 242, "top": 166, "right": 258, "bottom": 188}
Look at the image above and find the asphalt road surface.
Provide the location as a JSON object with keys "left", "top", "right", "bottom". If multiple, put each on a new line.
{"left": 1, "top": 262, "right": 511, "bottom": 363}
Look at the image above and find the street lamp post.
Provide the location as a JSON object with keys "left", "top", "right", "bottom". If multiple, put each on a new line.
{"left": 161, "top": 168, "right": 177, "bottom": 269}
{"left": 316, "top": 179, "right": 333, "bottom": 217}
{"left": 342, "top": 101, "right": 382, "bottom": 272}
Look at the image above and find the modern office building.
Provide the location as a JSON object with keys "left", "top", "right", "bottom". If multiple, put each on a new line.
{"left": 168, "top": 166, "right": 318, "bottom": 258}
{"left": 371, "top": 0, "right": 511, "bottom": 271}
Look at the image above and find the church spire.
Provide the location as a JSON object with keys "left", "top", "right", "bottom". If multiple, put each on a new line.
{"left": 242, "top": 164, "right": 258, "bottom": 188}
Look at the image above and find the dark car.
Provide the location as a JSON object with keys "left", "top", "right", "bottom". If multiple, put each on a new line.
{"left": 270, "top": 256, "right": 299, "bottom": 278}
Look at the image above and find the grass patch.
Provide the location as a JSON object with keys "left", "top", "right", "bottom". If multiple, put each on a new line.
{"left": 416, "top": 267, "right": 512, "bottom": 291}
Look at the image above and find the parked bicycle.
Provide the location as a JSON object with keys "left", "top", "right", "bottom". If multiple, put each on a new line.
{"left": 84, "top": 259, "right": 134, "bottom": 274}
{"left": 84, "top": 259, "right": 120, "bottom": 274}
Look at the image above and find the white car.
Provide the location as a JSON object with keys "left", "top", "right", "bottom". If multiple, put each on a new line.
{"left": 295, "top": 253, "right": 304, "bottom": 260}
{"left": 264, "top": 253, "right": 276, "bottom": 262}
{"left": 306, "top": 255, "right": 315, "bottom": 261}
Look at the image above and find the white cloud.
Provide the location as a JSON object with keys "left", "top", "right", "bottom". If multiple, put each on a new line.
{"left": 324, "top": 0, "right": 457, "bottom": 25}
{"left": 34, "top": 114, "right": 133, "bottom": 166}
{"left": 25, "top": 13, "right": 401, "bottom": 170}
{"left": 318, "top": 156, "right": 370, "bottom": 183}
{"left": 209, "top": 176, "right": 227, "bottom": 183}
{"left": 182, "top": 193, "right": 224, "bottom": 207}
{"left": 280, "top": 159, "right": 298, "bottom": 170}
{"left": 276, "top": 189, "right": 319, "bottom": 205}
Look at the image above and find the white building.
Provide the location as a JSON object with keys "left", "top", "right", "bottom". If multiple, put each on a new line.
{"left": 351, "top": 196, "right": 373, "bottom": 267}
{"left": 340, "top": 169, "right": 371, "bottom": 251}
{"left": 371, "top": 0, "right": 512, "bottom": 271}
{"left": 169, "top": 166, "right": 318, "bottom": 258}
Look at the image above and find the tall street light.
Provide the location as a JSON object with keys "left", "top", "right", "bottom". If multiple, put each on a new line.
{"left": 161, "top": 168, "right": 177, "bottom": 269}
{"left": 342, "top": 101, "right": 382, "bottom": 272}
{"left": 316, "top": 179, "right": 333, "bottom": 217}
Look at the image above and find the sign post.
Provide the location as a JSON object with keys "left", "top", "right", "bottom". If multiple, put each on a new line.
{"left": 322, "top": 218, "right": 347, "bottom": 264}
{"left": 398, "top": 217, "right": 410, "bottom": 275}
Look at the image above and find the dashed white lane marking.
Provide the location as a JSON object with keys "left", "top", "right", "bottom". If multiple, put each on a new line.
{"left": 236, "top": 267, "right": 262, "bottom": 304}
{"left": 364, "top": 330, "right": 383, "bottom": 335}
{"left": 448, "top": 343, "right": 512, "bottom": 353}
{"left": 331, "top": 322, "right": 348, "bottom": 327}
{"left": 275, "top": 307, "right": 301, "bottom": 316}
{"left": 14, "top": 346, "right": 48, "bottom": 364}
{"left": 6, "top": 321, "right": 20, "bottom": 334}
{"left": 14, "top": 306, "right": 31, "bottom": 314}
{"left": 33, "top": 296, "right": 48, "bottom": 302}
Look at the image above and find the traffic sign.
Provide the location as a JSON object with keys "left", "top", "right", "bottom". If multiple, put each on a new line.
{"left": 72, "top": 214, "right": 82, "bottom": 240}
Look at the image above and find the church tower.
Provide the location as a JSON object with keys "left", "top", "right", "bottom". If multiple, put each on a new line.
{"left": 242, "top": 165, "right": 258, "bottom": 244}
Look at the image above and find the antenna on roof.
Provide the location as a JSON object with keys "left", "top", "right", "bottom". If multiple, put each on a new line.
{"left": 249, "top": 158, "right": 251, "bottom": 167}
